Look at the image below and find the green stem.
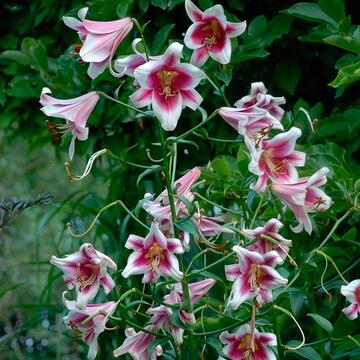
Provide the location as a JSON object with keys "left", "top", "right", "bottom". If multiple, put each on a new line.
{"left": 173, "top": 110, "right": 219, "bottom": 142}
{"left": 99, "top": 91, "right": 151, "bottom": 116}
{"left": 205, "top": 73, "right": 230, "bottom": 106}
{"left": 249, "top": 192, "right": 265, "bottom": 229}
{"left": 189, "top": 251, "right": 234, "bottom": 277}
{"left": 131, "top": 18, "right": 150, "bottom": 61}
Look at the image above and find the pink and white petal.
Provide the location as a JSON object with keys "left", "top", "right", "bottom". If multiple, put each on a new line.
{"left": 181, "top": 89, "right": 203, "bottom": 110}
{"left": 114, "top": 54, "right": 145, "bottom": 77}
{"left": 184, "top": 23, "right": 206, "bottom": 50}
{"left": 228, "top": 276, "right": 255, "bottom": 309}
{"left": 75, "top": 281, "right": 100, "bottom": 310}
{"left": 250, "top": 173, "right": 268, "bottom": 193}
{"left": 101, "top": 273, "right": 115, "bottom": 294}
{"left": 226, "top": 20, "right": 247, "bottom": 38}
{"left": 142, "top": 270, "right": 160, "bottom": 284}
{"left": 159, "top": 252, "right": 183, "bottom": 281}
{"left": 290, "top": 206, "right": 312, "bottom": 235}
{"left": 203, "top": 5, "right": 227, "bottom": 27}
{"left": 341, "top": 280, "right": 360, "bottom": 302}
{"left": 185, "top": 0, "right": 203, "bottom": 22}
{"left": 263, "top": 251, "right": 284, "bottom": 267}
{"left": 307, "top": 167, "right": 329, "bottom": 188}
{"left": 209, "top": 37, "right": 231, "bottom": 64}
{"left": 82, "top": 17, "right": 132, "bottom": 34}
{"left": 73, "top": 125, "right": 89, "bottom": 141}
{"left": 260, "top": 265, "right": 288, "bottom": 289}
{"left": 190, "top": 46, "right": 209, "bottom": 67}
{"left": 130, "top": 88, "right": 153, "bottom": 108}
{"left": 257, "top": 288, "right": 273, "bottom": 304}
{"left": 260, "top": 348, "right": 277, "bottom": 360}
{"left": 87, "top": 335, "right": 99, "bottom": 360}
{"left": 189, "top": 278, "right": 216, "bottom": 304}
{"left": 144, "top": 222, "right": 167, "bottom": 249}
{"left": 225, "top": 264, "right": 242, "bottom": 281}
{"left": 162, "top": 42, "right": 183, "bottom": 66}
{"left": 122, "top": 251, "right": 149, "bottom": 278}
{"left": 241, "top": 227, "right": 262, "bottom": 240}
{"left": 68, "top": 135, "right": 76, "bottom": 161}
{"left": 63, "top": 16, "right": 85, "bottom": 32}
{"left": 179, "top": 310, "right": 196, "bottom": 325}
{"left": 87, "top": 59, "right": 108, "bottom": 79}
{"left": 264, "top": 218, "right": 283, "bottom": 233}
{"left": 152, "top": 91, "right": 183, "bottom": 131}
{"left": 267, "top": 127, "right": 302, "bottom": 157}
{"left": 167, "top": 238, "right": 185, "bottom": 254}
{"left": 287, "top": 150, "right": 306, "bottom": 167}
{"left": 125, "top": 234, "right": 145, "bottom": 250}
{"left": 259, "top": 332, "right": 277, "bottom": 346}
{"left": 233, "top": 246, "right": 264, "bottom": 272}
{"left": 305, "top": 187, "right": 331, "bottom": 212}
{"left": 343, "top": 303, "right": 360, "bottom": 320}
{"left": 80, "top": 32, "right": 119, "bottom": 62}
{"left": 133, "top": 60, "right": 163, "bottom": 89}
{"left": 173, "top": 63, "right": 205, "bottom": 89}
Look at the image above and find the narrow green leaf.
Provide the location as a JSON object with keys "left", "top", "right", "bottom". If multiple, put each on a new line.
{"left": 329, "top": 61, "right": 360, "bottom": 88}
{"left": 137, "top": 165, "right": 163, "bottom": 186}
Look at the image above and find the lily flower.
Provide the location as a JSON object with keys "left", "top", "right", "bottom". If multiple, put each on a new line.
{"left": 121, "top": 222, "right": 184, "bottom": 283}
{"left": 225, "top": 246, "right": 287, "bottom": 309}
{"left": 248, "top": 127, "right": 306, "bottom": 192}
{"left": 341, "top": 280, "right": 360, "bottom": 320}
{"left": 270, "top": 167, "right": 331, "bottom": 235}
{"left": 235, "top": 82, "right": 286, "bottom": 122}
{"left": 243, "top": 218, "right": 292, "bottom": 260}
{"left": 50, "top": 243, "right": 116, "bottom": 310}
{"left": 147, "top": 306, "right": 184, "bottom": 346}
{"left": 63, "top": 7, "right": 133, "bottom": 79}
{"left": 113, "top": 326, "right": 163, "bottom": 359}
{"left": 220, "top": 324, "right": 277, "bottom": 360}
{"left": 40, "top": 88, "right": 100, "bottom": 160}
{"left": 130, "top": 42, "right": 205, "bottom": 131}
{"left": 164, "top": 278, "right": 216, "bottom": 324}
{"left": 184, "top": 0, "right": 246, "bottom": 66}
{"left": 63, "top": 293, "right": 117, "bottom": 360}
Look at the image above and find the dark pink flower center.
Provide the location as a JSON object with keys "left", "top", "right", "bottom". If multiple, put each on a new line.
{"left": 249, "top": 264, "right": 264, "bottom": 290}
{"left": 236, "top": 334, "right": 258, "bottom": 359}
{"left": 145, "top": 243, "right": 165, "bottom": 271}
{"left": 156, "top": 70, "right": 179, "bottom": 101}
{"left": 262, "top": 150, "right": 287, "bottom": 176}
{"left": 201, "top": 18, "right": 224, "bottom": 49}
{"left": 76, "top": 262, "right": 100, "bottom": 290}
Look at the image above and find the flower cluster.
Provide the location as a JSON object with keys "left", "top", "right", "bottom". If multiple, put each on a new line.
{"left": 50, "top": 244, "right": 117, "bottom": 359}
{"left": 42, "top": 1, "right": 355, "bottom": 360}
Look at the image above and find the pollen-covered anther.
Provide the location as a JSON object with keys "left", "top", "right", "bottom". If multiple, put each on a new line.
{"left": 145, "top": 243, "right": 165, "bottom": 271}
{"left": 158, "top": 70, "right": 178, "bottom": 100}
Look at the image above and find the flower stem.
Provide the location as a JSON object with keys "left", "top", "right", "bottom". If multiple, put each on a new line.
{"left": 99, "top": 91, "right": 151, "bottom": 116}
{"left": 131, "top": 18, "right": 150, "bottom": 61}
{"left": 205, "top": 73, "right": 230, "bottom": 106}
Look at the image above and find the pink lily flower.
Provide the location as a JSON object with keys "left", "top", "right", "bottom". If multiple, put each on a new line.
{"left": 63, "top": 7, "right": 133, "bottom": 79}
{"left": 243, "top": 218, "right": 292, "bottom": 260}
{"left": 63, "top": 293, "right": 117, "bottom": 360}
{"left": 113, "top": 326, "right": 163, "bottom": 359}
{"left": 130, "top": 42, "right": 205, "bottom": 131}
{"left": 184, "top": 0, "right": 246, "bottom": 66}
{"left": 235, "top": 82, "right": 286, "bottom": 122}
{"left": 50, "top": 243, "right": 116, "bottom": 310}
{"left": 225, "top": 246, "right": 287, "bottom": 309}
{"left": 121, "top": 222, "right": 184, "bottom": 283}
{"left": 248, "top": 127, "right": 306, "bottom": 192}
{"left": 270, "top": 167, "right": 331, "bottom": 235}
{"left": 40, "top": 88, "right": 100, "bottom": 160}
{"left": 164, "top": 278, "right": 216, "bottom": 324}
{"left": 341, "top": 280, "right": 360, "bottom": 320}
{"left": 220, "top": 324, "right": 277, "bottom": 360}
{"left": 147, "top": 306, "right": 184, "bottom": 346}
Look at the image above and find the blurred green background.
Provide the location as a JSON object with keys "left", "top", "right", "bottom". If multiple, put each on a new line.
{"left": 1, "top": 0, "right": 360, "bottom": 359}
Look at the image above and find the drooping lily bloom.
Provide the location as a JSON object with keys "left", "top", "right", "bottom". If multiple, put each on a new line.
{"left": 248, "top": 127, "right": 306, "bottom": 192}
{"left": 243, "top": 218, "right": 292, "bottom": 260}
{"left": 50, "top": 243, "right": 116, "bottom": 309}
{"left": 164, "top": 278, "right": 216, "bottom": 324}
{"left": 130, "top": 42, "right": 205, "bottom": 131}
{"left": 225, "top": 246, "right": 287, "bottom": 309}
{"left": 184, "top": 0, "right": 246, "bottom": 66}
{"left": 63, "top": 293, "right": 117, "bottom": 360}
{"left": 270, "top": 167, "right": 331, "bottom": 235}
{"left": 113, "top": 326, "right": 163, "bottom": 359}
{"left": 341, "top": 280, "right": 360, "bottom": 320}
{"left": 122, "top": 222, "right": 184, "bottom": 283}
{"left": 40, "top": 88, "right": 100, "bottom": 160}
{"left": 235, "top": 82, "right": 286, "bottom": 122}
{"left": 220, "top": 324, "right": 277, "bottom": 360}
{"left": 63, "top": 7, "right": 133, "bottom": 79}
{"left": 147, "top": 306, "right": 184, "bottom": 346}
